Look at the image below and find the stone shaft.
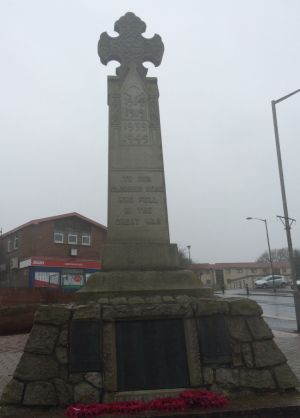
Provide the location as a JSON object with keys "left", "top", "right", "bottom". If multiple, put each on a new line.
{"left": 107, "top": 69, "right": 169, "bottom": 244}
{"left": 99, "top": 13, "right": 178, "bottom": 270}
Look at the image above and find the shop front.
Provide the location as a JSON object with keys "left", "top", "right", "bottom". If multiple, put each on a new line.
{"left": 19, "top": 258, "right": 101, "bottom": 290}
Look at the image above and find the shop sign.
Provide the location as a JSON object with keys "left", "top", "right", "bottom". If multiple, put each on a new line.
{"left": 20, "top": 258, "right": 101, "bottom": 269}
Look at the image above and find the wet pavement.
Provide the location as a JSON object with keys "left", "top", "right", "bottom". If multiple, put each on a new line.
{"left": 217, "top": 288, "right": 298, "bottom": 332}
{"left": 0, "top": 334, "right": 28, "bottom": 398}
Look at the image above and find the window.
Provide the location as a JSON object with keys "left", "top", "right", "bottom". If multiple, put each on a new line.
{"left": 7, "top": 239, "right": 11, "bottom": 252}
{"left": 34, "top": 271, "right": 60, "bottom": 288}
{"left": 70, "top": 248, "right": 78, "bottom": 256}
{"left": 68, "top": 233, "right": 77, "bottom": 245}
{"left": 81, "top": 233, "right": 91, "bottom": 246}
{"left": 14, "top": 236, "right": 18, "bottom": 250}
{"left": 54, "top": 232, "right": 64, "bottom": 244}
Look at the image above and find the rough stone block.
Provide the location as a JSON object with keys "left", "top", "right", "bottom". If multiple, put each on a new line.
{"left": 227, "top": 317, "right": 252, "bottom": 342}
{"left": 55, "top": 346, "right": 68, "bottom": 364}
{"left": 23, "top": 382, "right": 57, "bottom": 406}
{"left": 59, "top": 366, "right": 68, "bottom": 381}
{"left": 0, "top": 379, "right": 24, "bottom": 405}
{"left": 229, "top": 299, "right": 262, "bottom": 316}
{"left": 14, "top": 353, "right": 58, "bottom": 381}
{"left": 253, "top": 340, "right": 286, "bottom": 368}
{"left": 53, "top": 378, "right": 73, "bottom": 406}
{"left": 194, "top": 299, "right": 229, "bottom": 316}
{"left": 232, "top": 344, "right": 243, "bottom": 367}
{"left": 162, "top": 296, "right": 175, "bottom": 302}
{"left": 58, "top": 328, "right": 68, "bottom": 347}
{"left": 84, "top": 372, "right": 103, "bottom": 389}
{"left": 97, "top": 298, "right": 109, "bottom": 304}
{"left": 240, "top": 369, "right": 276, "bottom": 389}
{"left": 241, "top": 343, "right": 254, "bottom": 368}
{"left": 127, "top": 296, "right": 145, "bottom": 304}
{"left": 144, "top": 295, "right": 162, "bottom": 303}
{"left": 111, "top": 297, "right": 128, "bottom": 305}
{"left": 73, "top": 304, "right": 101, "bottom": 320}
{"left": 68, "top": 373, "right": 84, "bottom": 384}
{"left": 74, "top": 382, "right": 100, "bottom": 403}
{"left": 34, "top": 305, "right": 71, "bottom": 325}
{"left": 215, "top": 368, "right": 239, "bottom": 387}
{"left": 246, "top": 317, "right": 273, "bottom": 340}
{"left": 273, "top": 363, "right": 299, "bottom": 389}
{"left": 203, "top": 368, "right": 214, "bottom": 385}
{"left": 175, "top": 295, "right": 192, "bottom": 304}
{"left": 102, "top": 302, "right": 193, "bottom": 321}
{"left": 25, "top": 324, "right": 59, "bottom": 355}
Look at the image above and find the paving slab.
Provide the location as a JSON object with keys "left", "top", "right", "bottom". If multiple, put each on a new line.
{"left": 2, "top": 393, "right": 300, "bottom": 418}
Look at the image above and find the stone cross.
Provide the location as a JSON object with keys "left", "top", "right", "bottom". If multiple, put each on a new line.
{"left": 98, "top": 13, "right": 178, "bottom": 270}
{"left": 98, "top": 12, "right": 164, "bottom": 78}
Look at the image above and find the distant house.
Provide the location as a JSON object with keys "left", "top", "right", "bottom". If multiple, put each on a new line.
{"left": 192, "top": 261, "right": 291, "bottom": 289}
{"left": 0, "top": 213, "right": 107, "bottom": 289}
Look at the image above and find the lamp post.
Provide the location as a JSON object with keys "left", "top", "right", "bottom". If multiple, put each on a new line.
{"left": 187, "top": 245, "right": 191, "bottom": 265}
{"left": 246, "top": 217, "right": 275, "bottom": 291}
{"left": 272, "top": 88, "right": 300, "bottom": 332}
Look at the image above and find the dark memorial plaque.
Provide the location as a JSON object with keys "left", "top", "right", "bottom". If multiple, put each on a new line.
{"left": 116, "top": 319, "right": 189, "bottom": 391}
{"left": 69, "top": 320, "right": 102, "bottom": 373}
{"left": 197, "top": 316, "right": 232, "bottom": 365}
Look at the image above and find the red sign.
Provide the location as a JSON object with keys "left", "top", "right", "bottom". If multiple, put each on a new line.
{"left": 29, "top": 258, "right": 101, "bottom": 269}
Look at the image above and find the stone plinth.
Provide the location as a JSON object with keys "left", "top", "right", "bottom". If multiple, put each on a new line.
{"left": 1, "top": 297, "right": 298, "bottom": 410}
{"left": 102, "top": 243, "right": 179, "bottom": 270}
{"left": 75, "top": 269, "right": 213, "bottom": 301}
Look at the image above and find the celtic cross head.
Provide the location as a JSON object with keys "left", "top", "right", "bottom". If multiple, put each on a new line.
{"left": 98, "top": 12, "right": 164, "bottom": 78}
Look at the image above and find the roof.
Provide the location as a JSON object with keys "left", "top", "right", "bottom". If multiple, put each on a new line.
{"left": 1, "top": 212, "right": 107, "bottom": 238}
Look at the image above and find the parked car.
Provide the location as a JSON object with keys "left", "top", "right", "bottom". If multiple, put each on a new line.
{"left": 293, "top": 279, "right": 300, "bottom": 289}
{"left": 254, "top": 275, "right": 289, "bottom": 289}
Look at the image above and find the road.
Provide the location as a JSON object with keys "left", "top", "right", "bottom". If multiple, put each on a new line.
{"left": 216, "top": 288, "right": 297, "bottom": 332}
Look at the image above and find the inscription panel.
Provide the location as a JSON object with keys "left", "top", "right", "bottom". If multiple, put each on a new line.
{"left": 108, "top": 170, "right": 169, "bottom": 242}
{"left": 120, "top": 84, "right": 150, "bottom": 146}
{"left": 121, "top": 121, "right": 150, "bottom": 146}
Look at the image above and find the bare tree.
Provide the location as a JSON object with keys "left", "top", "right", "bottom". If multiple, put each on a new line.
{"left": 256, "top": 248, "right": 300, "bottom": 263}
{"left": 178, "top": 247, "right": 193, "bottom": 267}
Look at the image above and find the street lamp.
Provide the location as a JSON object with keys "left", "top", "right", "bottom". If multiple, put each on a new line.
{"left": 246, "top": 217, "right": 275, "bottom": 291}
{"left": 272, "top": 88, "right": 300, "bottom": 331}
{"left": 187, "top": 245, "right": 191, "bottom": 265}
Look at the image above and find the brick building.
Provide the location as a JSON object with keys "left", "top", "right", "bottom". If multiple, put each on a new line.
{"left": 0, "top": 213, "right": 107, "bottom": 289}
{"left": 192, "top": 261, "right": 291, "bottom": 290}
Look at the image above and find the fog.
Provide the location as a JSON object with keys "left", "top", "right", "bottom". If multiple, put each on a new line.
{"left": 1, "top": 0, "right": 300, "bottom": 263}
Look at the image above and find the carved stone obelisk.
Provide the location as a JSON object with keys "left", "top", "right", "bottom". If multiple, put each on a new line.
{"left": 98, "top": 12, "right": 179, "bottom": 270}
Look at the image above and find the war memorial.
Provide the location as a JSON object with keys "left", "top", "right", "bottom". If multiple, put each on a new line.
{"left": 1, "top": 12, "right": 300, "bottom": 418}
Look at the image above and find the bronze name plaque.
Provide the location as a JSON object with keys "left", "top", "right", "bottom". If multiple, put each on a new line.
{"left": 69, "top": 320, "right": 102, "bottom": 373}
{"left": 116, "top": 319, "right": 189, "bottom": 391}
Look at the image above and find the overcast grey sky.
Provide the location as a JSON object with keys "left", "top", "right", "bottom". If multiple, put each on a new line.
{"left": 1, "top": 0, "right": 300, "bottom": 263}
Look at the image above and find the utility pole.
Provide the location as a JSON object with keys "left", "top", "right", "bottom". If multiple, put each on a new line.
{"left": 272, "top": 89, "right": 300, "bottom": 331}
